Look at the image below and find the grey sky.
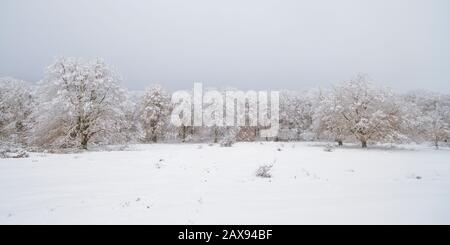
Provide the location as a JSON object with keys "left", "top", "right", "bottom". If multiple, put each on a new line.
{"left": 1, "top": 0, "right": 449, "bottom": 92}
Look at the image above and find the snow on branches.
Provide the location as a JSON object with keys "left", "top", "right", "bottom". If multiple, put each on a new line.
{"left": 404, "top": 91, "right": 450, "bottom": 148}
{"left": 0, "top": 77, "right": 34, "bottom": 144}
{"left": 30, "top": 57, "right": 130, "bottom": 150}
{"left": 314, "top": 75, "right": 407, "bottom": 148}
{"left": 2, "top": 56, "right": 449, "bottom": 150}
{"left": 137, "top": 85, "right": 171, "bottom": 143}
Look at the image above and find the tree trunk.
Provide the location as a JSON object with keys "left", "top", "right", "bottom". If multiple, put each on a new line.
{"left": 149, "top": 126, "right": 157, "bottom": 143}
{"left": 337, "top": 140, "right": 343, "bottom": 146}
{"left": 361, "top": 140, "right": 367, "bottom": 148}
{"left": 214, "top": 128, "right": 218, "bottom": 143}
{"left": 80, "top": 134, "right": 89, "bottom": 150}
{"left": 435, "top": 139, "right": 439, "bottom": 149}
{"left": 181, "top": 126, "right": 186, "bottom": 142}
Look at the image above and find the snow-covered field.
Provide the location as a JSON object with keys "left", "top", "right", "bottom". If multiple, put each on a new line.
{"left": 1, "top": 142, "right": 449, "bottom": 225}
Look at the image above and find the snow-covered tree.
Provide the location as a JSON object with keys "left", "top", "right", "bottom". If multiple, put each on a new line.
{"left": 138, "top": 85, "right": 171, "bottom": 143}
{"left": 404, "top": 91, "right": 450, "bottom": 148}
{"left": 280, "top": 90, "right": 317, "bottom": 141}
{"left": 0, "top": 77, "right": 34, "bottom": 144}
{"left": 31, "top": 57, "right": 129, "bottom": 150}
{"left": 313, "top": 89, "right": 349, "bottom": 146}
{"left": 119, "top": 95, "right": 141, "bottom": 144}
{"left": 319, "top": 75, "right": 405, "bottom": 148}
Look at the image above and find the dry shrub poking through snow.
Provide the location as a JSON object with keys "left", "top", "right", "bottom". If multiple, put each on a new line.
{"left": 323, "top": 144, "right": 334, "bottom": 152}
{"left": 256, "top": 164, "right": 273, "bottom": 178}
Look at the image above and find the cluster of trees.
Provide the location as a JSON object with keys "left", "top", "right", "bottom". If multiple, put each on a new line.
{"left": 283, "top": 75, "right": 450, "bottom": 148}
{"left": 1, "top": 58, "right": 449, "bottom": 150}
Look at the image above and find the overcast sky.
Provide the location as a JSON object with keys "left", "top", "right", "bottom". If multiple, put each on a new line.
{"left": 1, "top": 0, "right": 449, "bottom": 92}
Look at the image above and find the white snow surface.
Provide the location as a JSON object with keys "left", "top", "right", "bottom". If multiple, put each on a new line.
{"left": 1, "top": 142, "right": 449, "bottom": 225}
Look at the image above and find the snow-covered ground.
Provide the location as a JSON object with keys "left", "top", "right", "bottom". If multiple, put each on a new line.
{"left": 1, "top": 142, "right": 449, "bottom": 225}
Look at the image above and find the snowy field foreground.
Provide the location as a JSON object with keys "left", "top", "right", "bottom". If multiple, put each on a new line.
{"left": 1, "top": 142, "right": 449, "bottom": 225}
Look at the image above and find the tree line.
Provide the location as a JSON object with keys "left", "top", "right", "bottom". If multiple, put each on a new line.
{"left": 1, "top": 58, "right": 449, "bottom": 150}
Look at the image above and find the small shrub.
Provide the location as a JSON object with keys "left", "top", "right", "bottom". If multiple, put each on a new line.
{"left": 323, "top": 144, "right": 334, "bottom": 152}
{"left": 256, "top": 164, "right": 273, "bottom": 178}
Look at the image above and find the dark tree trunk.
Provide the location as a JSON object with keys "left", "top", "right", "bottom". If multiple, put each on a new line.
{"left": 150, "top": 126, "right": 158, "bottom": 143}
{"left": 361, "top": 140, "right": 367, "bottom": 148}
{"left": 181, "top": 126, "right": 186, "bottom": 142}
{"left": 80, "top": 134, "right": 89, "bottom": 150}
